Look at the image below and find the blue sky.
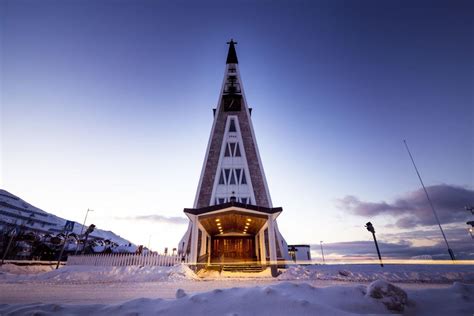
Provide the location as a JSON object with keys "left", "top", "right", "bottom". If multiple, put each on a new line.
{"left": 1, "top": 0, "right": 473, "bottom": 259}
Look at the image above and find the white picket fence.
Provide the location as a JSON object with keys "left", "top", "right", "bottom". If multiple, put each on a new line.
{"left": 67, "top": 253, "right": 189, "bottom": 267}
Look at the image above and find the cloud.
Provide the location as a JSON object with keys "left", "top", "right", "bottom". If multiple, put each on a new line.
{"left": 116, "top": 214, "right": 188, "bottom": 225}
{"left": 337, "top": 184, "right": 474, "bottom": 228}
{"left": 313, "top": 229, "right": 474, "bottom": 260}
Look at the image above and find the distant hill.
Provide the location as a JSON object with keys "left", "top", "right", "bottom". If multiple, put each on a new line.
{"left": 0, "top": 189, "right": 130, "bottom": 245}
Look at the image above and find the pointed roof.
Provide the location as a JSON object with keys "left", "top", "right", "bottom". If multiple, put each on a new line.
{"left": 192, "top": 40, "right": 273, "bottom": 209}
{"left": 226, "top": 39, "right": 238, "bottom": 64}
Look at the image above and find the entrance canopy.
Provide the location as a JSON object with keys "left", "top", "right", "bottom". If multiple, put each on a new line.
{"left": 199, "top": 211, "right": 267, "bottom": 236}
{"left": 184, "top": 201, "right": 282, "bottom": 236}
{"left": 183, "top": 201, "right": 285, "bottom": 265}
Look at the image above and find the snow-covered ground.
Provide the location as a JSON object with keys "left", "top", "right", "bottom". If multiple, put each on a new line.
{"left": 0, "top": 280, "right": 472, "bottom": 315}
{"left": 0, "top": 263, "right": 473, "bottom": 315}
{"left": 279, "top": 263, "right": 474, "bottom": 283}
{"left": 0, "top": 263, "right": 197, "bottom": 283}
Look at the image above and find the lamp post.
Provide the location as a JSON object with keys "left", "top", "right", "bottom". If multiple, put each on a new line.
{"left": 467, "top": 221, "right": 474, "bottom": 239}
{"left": 75, "top": 209, "right": 94, "bottom": 255}
{"left": 365, "top": 222, "right": 383, "bottom": 267}
{"left": 81, "top": 224, "right": 96, "bottom": 255}
{"left": 320, "top": 241, "right": 325, "bottom": 264}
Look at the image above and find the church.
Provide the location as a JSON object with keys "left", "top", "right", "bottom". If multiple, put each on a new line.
{"left": 178, "top": 40, "right": 292, "bottom": 268}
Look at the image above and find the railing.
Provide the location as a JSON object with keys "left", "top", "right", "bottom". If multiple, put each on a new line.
{"left": 67, "top": 253, "right": 189, "bottom": 267}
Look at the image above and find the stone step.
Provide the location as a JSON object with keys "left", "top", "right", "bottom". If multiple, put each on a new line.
{"left": 222, "top": 265, "right": 265, "bottom": 273}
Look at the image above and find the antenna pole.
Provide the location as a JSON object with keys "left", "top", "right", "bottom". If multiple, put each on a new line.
{"left": 403, "top": 140, "right": 455, "bottom": 261}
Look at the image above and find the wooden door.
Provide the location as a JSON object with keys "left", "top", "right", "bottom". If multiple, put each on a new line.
{"left": 211, "top": 236, "right": 255, "bottom": 262}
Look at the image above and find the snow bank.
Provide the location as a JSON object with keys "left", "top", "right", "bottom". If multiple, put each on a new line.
{"left": 0, "top": 264, "right": 198, "bottom": 284}
{"left": 279, "top": 264, "right": 474, "bottom": 283}
{"left": 0, "top": 263, "right": 56, "bottom": 275}
{"left": 1, "top": 281, "right": 473, "bottom": 315}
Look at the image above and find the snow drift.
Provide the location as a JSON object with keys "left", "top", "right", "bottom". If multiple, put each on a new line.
{"left": 279, "top": 264, "right": 474, "bottom": 283}
{"left": 0, "top": 281, "right": 473, "bottom": 315}
{"left": 0, "top": 264, "right": 198, "bottom": 283}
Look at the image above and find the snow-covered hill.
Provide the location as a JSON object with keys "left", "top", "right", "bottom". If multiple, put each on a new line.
{"left": 0, "top": 189, "right": 130, "bottom": 245}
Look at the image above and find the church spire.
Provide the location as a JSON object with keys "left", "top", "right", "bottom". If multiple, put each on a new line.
{"left": 226, "top": 39, "right": 238, "bottom": 64}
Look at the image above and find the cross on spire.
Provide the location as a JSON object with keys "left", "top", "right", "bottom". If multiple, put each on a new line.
{"left": 226, "top": 39, "right": 238, "bottom": 64}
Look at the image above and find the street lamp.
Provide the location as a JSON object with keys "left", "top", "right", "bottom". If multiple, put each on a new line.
{"left": 365, "top": 222, "right": 383, "bottom": 267}
{"left": 320, "top": 241, "right": 325, "bottom": 264}
{"left": 467, "top": 221, "right": 474, "bottom": 239}
{"left": 81, "top": 224, "right": 96, "bottom": 255}
{"left": 75, "top": 209, "right": 94, "bottom": 255}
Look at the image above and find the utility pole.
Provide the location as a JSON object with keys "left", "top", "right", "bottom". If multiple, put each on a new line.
{"left": 75, "top": 209, "right": 94, "bottom": 255}
{"left": 404, "top": 140, "right": 455, "bottom": 261}
{"left": 365, "top": 222, "right": 383, "bottom": 267}
{"left": 56, "top": 233, "right": 70, "bottom": 269}
{"left": 320, "top": 241, "right": 325, "bottom": 264}
{"left": 1, "top": 226, "right": 18, "bottom": 265}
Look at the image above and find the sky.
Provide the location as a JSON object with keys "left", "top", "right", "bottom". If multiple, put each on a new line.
{"left": 1, "top": 0, "right": 473, "bottom": 259}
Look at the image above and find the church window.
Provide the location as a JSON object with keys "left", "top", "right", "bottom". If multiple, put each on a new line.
{"left": 219, "top": 170, "right": 225, "bottom": 184}
{"left": 224, "top": 169, "right": 230, "bottom": 184}
{"left": 229, "top": 119, "right": 237, "bottom": 132}
{"left": 235, "top": 169, "right": 241, "bottom": 183}
{"left": 218, "top": 198, "right": 226, "bottom": 204}
{"left": 224, "top": 144, "right": 231, "bottom": 157}
{"left": 240, "top": 197, "right": 247, "bottom": 204}
{"left": 224, "top": 142, "right": 242, "bottom": 157}
{"left": 235, "top": 143, "right": 241, "bottom": 157}
{"left": 241, "top": 171, "right": 247, "bottom": 185}
{"left": 229, "top": 170, "right": 236, "bottom": 185}
{"left": 229, "top": 143, "right": 236, "bottom": 156}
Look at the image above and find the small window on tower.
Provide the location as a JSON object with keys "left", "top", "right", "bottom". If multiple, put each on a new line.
{"left": 229, "top": 143, "right": 236, "bottom": 156}
{"left": 241, "top": 197, "right": 248, "bottom": 204}
{"left": 235, "top": 143, "right": 241, "bottom": 157}
{"left": 219, "top": 198, "right": 226, "bottom": 204}
{"left": 229, "top": 119, "right": 237, "bottom": 132}
{"left": 241, "top": 171, "right": 247, "bottom": 184}
{"left": 224, "top": 143, "right": 231, "bottom": 157}
{"left": 229, "top": 170, "right": 236, "bottom": 185}
{"left": 224, "top": 169, "right": 231, "bottom": 184}
{"left": 235, "top": 169, "right": 241, "bottom": 182}
{"left": 219, "top": 170, "right": 225, "bottom": 185}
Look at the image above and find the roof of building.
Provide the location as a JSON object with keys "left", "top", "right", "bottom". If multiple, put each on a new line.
{"left": 184, "top": 201, "right": 282, "bottom": 216}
